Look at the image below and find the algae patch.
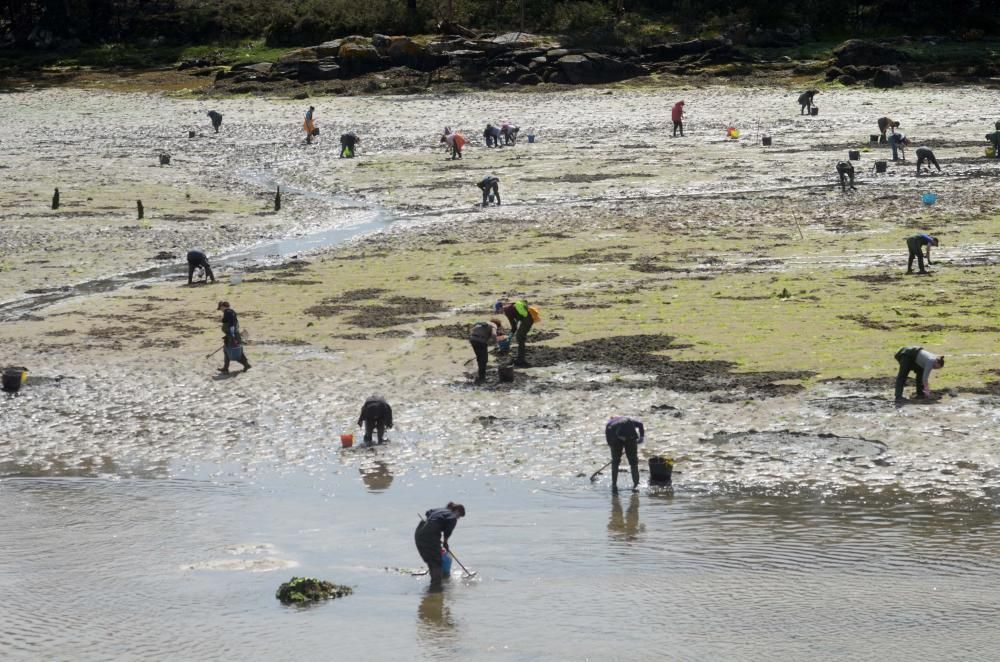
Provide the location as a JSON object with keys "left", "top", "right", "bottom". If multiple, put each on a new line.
{"left": 275, "top": 576, "right": 353, "bottom": 605}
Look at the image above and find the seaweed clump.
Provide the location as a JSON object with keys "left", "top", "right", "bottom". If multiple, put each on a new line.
{"left": 275, "top": 577, "right": 353, "bottom": 605}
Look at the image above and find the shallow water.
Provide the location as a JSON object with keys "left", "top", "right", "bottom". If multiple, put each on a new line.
{"left": 2, "top": 464, "right": 1000, "bottom": 661}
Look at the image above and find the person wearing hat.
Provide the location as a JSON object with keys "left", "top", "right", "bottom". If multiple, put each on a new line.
{"left": 905, "top": 233, "right": 938, "bottom": 274}
{"left": 414, "top": 502, "right": 466, "bottom": 588}
{"left": 495, "top": 299, "right": 532, "bottom": 367}
{"left": 836, "top": 161, "right": 856, "bottom": 192}
{"left": 357, "top": 394, "right": 393, "bottom": 445}
{"left": 217, "top": 301, "right": 250, "bottom": 373}
{"left": 671, "top": 100, "right": 685, "bottom": 137}
{"left": 469, "top": 318, "right": 506, "bottom": 384}
{"left": 605, "top": 416, "right": 645, "bottom": 493}
{"left": 894, "top": 346, "right": 944, "bottom": 401}
{"left": 186, "top": 250, "right": 215, "bottom": 285}
{"left": 888, "top": 132, "right": 908, "bottom": 161}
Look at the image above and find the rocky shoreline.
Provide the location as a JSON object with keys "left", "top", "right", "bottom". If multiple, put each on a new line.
{"left": 188, "top": 32, "right": 1000, "bottom": 96}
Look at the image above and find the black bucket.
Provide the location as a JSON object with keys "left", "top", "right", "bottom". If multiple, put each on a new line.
{"left": 849, "top": 150, "right": 860, "bottom": 161}
{"left": 870, "top": 134, "right": 880, "bottom": 144}
{"left": 761, "top": 136, "right": 772, "bottom": 146}
{"left": 498, "top": 365, "right": 515, "bottom": 383}
{"left": 875, "top": 160, "right": 888, "bottom": 173}
{"left": 810, "top": 107, "right": 819, "bottom": 116}
{"left": 648, "top": 456, "right": 673, "bottom": 484}
{"left": 2, "top": 367, "right": 28, "bottom": 394}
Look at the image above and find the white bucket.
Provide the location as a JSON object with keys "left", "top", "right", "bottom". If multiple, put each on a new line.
{"left": 230, "top": 273, "right": 243, "bottom": 285}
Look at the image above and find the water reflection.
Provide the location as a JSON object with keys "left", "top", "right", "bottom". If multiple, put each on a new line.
{"left": 416, "top": 586, "right": 457, "bottom": 650}
{"left": 608, "top": 494, "right": 644, "bottom": 542}
{"left": 360, "top": 461, "right": 394, "bottom": 492}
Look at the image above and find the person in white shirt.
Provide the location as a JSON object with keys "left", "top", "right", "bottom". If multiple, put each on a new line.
{"left": 894, "top": 346, "right": 944, "bottom": 401}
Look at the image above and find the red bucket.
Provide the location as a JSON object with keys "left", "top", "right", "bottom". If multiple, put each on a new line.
{"left": 340, "top": 434, "right": 354, "bottom": 448}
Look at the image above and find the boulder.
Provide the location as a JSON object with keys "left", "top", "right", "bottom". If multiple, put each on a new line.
{"left": 298, "top": 58, "right": 342, "bottom": 81}
{"left": 233, "top": 62, "right": 274, "bottom": 75}
{"left": 510, "top": 48, "right": 546, "bottom": 65}
{"left": 517, "top": 73, "right": 542, "bottom": 85}
{"left": 643, "top": 38, "right": 729, "bottom": 62}
{"left": 825, "top": 66, "right": 843, "bottom": 81}
{"left": 277, "top": 48, "right": 319, "bottom": 65}
{"left": 446, "top": 49, "right": 487, "bottom": 65}
{"left": 528, "top": 56, "right": 548, "bottom": 70}
{"left": 556, "top": 53, "right": 645, "bottom": 84}
{"left": 872, "top": 65, "right": 904, "bottom": 88}
{"left": 836, "top": 74, "right": 857, "bottom": 86}
{"left": 338, "top": 42, "right": 387, "bottom": 77}
{"left": 386, "top": 36, "right": 438, "bottom": 70}
{"left": 490, "top": 32, "right": 545, "bottom": 48}
{"left": 921, "top": 71, "right": 952, "bottom": 84}
{"left": 832, "top": 39, "right": 905, "bottom": 67}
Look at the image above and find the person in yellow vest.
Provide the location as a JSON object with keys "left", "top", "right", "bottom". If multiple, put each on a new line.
{"left": 304, "top": 106, "right": 316, "bottom": 144}
{"left": 495, "top": 299, "right": 538, "bottom": 367}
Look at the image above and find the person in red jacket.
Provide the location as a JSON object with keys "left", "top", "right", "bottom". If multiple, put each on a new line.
{"left": 671, "top": 100, "right": 685, "bottom": 137}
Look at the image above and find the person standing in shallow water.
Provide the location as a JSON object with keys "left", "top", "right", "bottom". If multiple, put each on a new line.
{"left": 605, "top": 416, "right": 644, "bottom": 493}
{"left": 415, "top": 502, "right": 466, "bottom": 588}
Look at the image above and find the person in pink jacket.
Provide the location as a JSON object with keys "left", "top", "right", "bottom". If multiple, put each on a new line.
{"left": 671, "top": 100, "right": 685, "bottom": 137}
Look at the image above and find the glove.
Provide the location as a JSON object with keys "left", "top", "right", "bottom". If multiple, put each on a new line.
{"left": 442, "top": 541, "right": 450, "bottom": 552}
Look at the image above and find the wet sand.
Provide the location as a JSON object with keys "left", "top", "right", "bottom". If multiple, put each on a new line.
{"left": 3, "top": 86, "right": 1000, "bottom": 658}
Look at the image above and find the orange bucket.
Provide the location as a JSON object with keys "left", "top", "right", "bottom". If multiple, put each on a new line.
{"left": 340, "top": 433, "right": 354, "bottom": 448}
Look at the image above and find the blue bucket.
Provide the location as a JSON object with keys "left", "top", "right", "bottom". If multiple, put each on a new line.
{"left": 441, "top": 549, "right": 453, "bottom": 575}
{"left": 527, "top": 134, "right": 535, "bottom": 143}
{"left": 922, "top": 192, "right": 937, "bottom": 205}
{"left": 225, "top": 345, "right": 244, "bottom": 359}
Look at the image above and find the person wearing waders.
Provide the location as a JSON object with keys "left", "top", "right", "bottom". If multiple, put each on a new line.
{"left": 500, "top": 122, "right": 519, "bottom": 145}
{"left": 605, "top": 416, "right": 645, "bottom": 493}
{"left": 888, "top": 132, "right": 908, "bottom": 161}
{"left": 207, "top": 110, "right": 223, "bottom": 133}
{"left": 340, "top": 132, "right": 359, "bottom": 158}
{"left": 894, "top": 346, "right": 944, "bottom": 402}
{"left": 217, "top": 301, "right": 250, "bottom": 373}
{"left": 304, "top": 106, "right": 316, "bottom": 144}
{"left": 798, "top": 89, "right": 817, "bottom": 115}
{"left": 671, "top": 100, "right": 685, "bottom": 137}
{"left": 986, "top": 121, "right": 1000, "bottom": 159}
{"left": 483, "top": 123, "right": 502, "bottom": 148}
{"left": 836, "top": 161, "right": 856, "bottom": 192}
{"left": 477, "top": 176, "right": 501, "bottom": 207}
{"left": 877, "top": 117, "right": 899, "bottom": 144}
{"left": 441, "top": 131, "right": 465, "bottom": 159}
{"left": 469, "top": 319, "right": 504, "bottom": 384}
{"left": 415, "top": 502, "right": 466, "bottom": 588}
{"left": 186, "top": 250, "right": 215, "bottom": 285}
{"left": 916, "top": 146, "right": 941, "bottom": 175}
{"left": 496, "top": 299, "right": 532, "bottom": 367}
{"left": 905, "top": 233, "right": 937, "bottom": 275}
{"left": 357, "top": 395, "right": 393, "bottom": 445}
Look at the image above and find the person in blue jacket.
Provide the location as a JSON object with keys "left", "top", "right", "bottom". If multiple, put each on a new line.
{"left": 605, "top": 416, "right": 645, "bottom": 493}
{"left": 906, "top": 233, "right": 938, "bottom": 274}
{"left": 415, "top": 502, "right": 466, "bottom": 587}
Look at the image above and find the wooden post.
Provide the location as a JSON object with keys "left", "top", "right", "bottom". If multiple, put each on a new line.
{"left": 136, "top": 200, "right": 144, "bottom": 220}
{"left": 274, "top": 186, "right": 281, "bottom": 212}
{"left": 51, "top": 187, "right": 59, "bottom": 210}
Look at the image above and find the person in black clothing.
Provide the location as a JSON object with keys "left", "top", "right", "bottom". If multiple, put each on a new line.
{"left": 477, "top": 176, "right": 501, "bottom": 207}
{"left": 187, "top": 250, "right": 215, "bottom": 285}
{"left": 217, "top": 301, "right": 250, "bottom": 373}
{"left": 836, "top": 161, "right": 856, "bottom": 192}
{"left": 483, "top": 123, "right": 502, "bottom": 148}
{"left": 605, "top": 416, "right": 645, "bottom": 493}
{"left": 414, "top": 502, "right": 466, "bottom": 587}
{"left": 798, "top": 89, "right": 817, "bottom": 115}
{"left": 207, "top": 110, "right": 223, "bottom": 133}
{"left": 340, "top": 132, "right": 359, "bottom": 158}
{"left": 357, "top": 395, "right": 393, "bottom": 445}
{"left": 906, "top": 233, "right": 938, "bottom": 274}
{"left": 469, "top": 319, "right": 505, "bottom": 384}
{"left": 915, "top": 146, "right": 941, "bottom": 175}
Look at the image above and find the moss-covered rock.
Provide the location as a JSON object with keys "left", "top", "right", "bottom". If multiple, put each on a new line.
{"left": 275, "top": 577, "right": 353, "bottom": 605}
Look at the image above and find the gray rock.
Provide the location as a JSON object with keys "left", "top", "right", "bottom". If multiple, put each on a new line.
{"left": 872, "top": 65, "right": 904, "bottom": 88}
{"left": 556, "top": 53, "right": 645, "bottom": 84}
{"left": 832, "top": 39, "right": 906, "bottom": 67}
{"left": 836, "top": 74, "right": 857, "bottom": 86}
{"left": 517, "top": 73, "right": 543, "bottom": 85}
{"left": 298, "top": 58, "right": 341, "bottom": 81}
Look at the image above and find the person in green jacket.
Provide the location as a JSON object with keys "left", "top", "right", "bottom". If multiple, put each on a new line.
{"left": 495, "top": 299, "right": 533, "bottom": 367}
